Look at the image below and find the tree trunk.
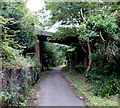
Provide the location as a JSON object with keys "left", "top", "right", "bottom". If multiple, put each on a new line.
{"left": 85, "top": 42, "right": 92, "bottom": 77}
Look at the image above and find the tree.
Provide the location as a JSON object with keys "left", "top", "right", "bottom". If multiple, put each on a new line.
{"left": 43, "top": 2, "right": 120, "bottom": 76}
{"left": 1, "top": 1, "right": 40, "bottom": 51}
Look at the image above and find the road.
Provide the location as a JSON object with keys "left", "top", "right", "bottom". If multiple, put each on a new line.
{"left": 35, "top": 66, "right": 85, "bottom": 106}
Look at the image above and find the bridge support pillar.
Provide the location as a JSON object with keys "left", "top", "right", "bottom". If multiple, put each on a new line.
{"left": 35, "top": 41, "right": 41, "bottom": 63}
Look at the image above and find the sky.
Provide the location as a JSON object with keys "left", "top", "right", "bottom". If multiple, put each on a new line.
{"left": 26, "top": 0, "right": 58, "bottom": 32}
{"left": 26, "top": 0, "right": 44, "bottom": 11}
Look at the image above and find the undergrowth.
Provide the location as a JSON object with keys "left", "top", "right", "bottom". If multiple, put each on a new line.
{"left": 63, "top": 66, "right": 119, "bottom": 106}
{"left": 86, "top": 67, "right": 120, "bottom": 98}
{"left": 1, "top": 45, "right": 41, "bottom": 106}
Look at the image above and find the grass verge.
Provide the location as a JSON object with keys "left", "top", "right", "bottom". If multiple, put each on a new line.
{"left": 63, "top": 72, "right": 118, "bottom": 106}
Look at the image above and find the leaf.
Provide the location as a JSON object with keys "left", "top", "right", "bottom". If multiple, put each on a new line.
{"left": 67, "top": 47, "right": 76, "bottom": 52}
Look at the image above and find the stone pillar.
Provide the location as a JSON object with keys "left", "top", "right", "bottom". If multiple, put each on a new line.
{"left": 35, "top": 41, "right": 40, "bottom": 63}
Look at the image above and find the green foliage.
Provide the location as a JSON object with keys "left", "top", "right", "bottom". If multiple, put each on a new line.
{"left": 1, "top": 1, "right": 119, "bottom": 105}
{"left": 1, "top": 2, "right": 40, "bottom": 50}
{"left": 45, "top": 2, "right": 120, "bottom": 77}
{"left": 0, "top": 15, "right": 19, "bottom": 49}
{"left": 78, "top": 24, "right": 86, "bottom": 32}
{"left": 1, "top": 2, "right": 42, "bottom": 106}
{"left": 79, "top": 30, "right": 99, "bottom": 42}
{"left": 78, "top": 13, "right": 119, "bottom": 43}
{"left": 1, "top": 1, "right": 41, "bottom": 69}
{"left": 19, "top": 100, "right": 27, "bottom": 106}
{"left": 41, "top": 42, "right": 66, "bottom": 70}
{"left": 17, "top": 13, "right": 39, "bottom": 49}
{"left": 1, "top": 43, "right": 40, "bottom": 70}
{"left": 64, "top": 71, "right": 118, "bottom": 106}
{"left": 67, "top": 47, "right": 76, "bottom": 52}
{"left": 86, "top": 67, "right": 120, "bottom": 98}
{"left": 0, "top": 92, "right": 8, "bottom": 102}
{"left": 2, "top": 45, "right": 16, "bottom": 61}
{"left": 74, "top": 65, "right": 86, "bottom": 73}
{"left": 94, "top": 75, "right": 120, "bottom": 97}
{"left": 1, "top": 85, "right": 28, "bottom": 106}
{"left": 51, "top": 27, "right": 77, "bottom": 41}
{"left": 29, "top": 57, "right": 41, "bottom": 68}
{"left": 87, "top": 14, "right": 119, "bottom": 40}
{"left": 89, "top": 52, "right": 100, "bottom": 62}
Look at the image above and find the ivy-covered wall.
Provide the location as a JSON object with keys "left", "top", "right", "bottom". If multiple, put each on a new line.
{"left": 1, "top": 66, "right": 41, "bottom": 106}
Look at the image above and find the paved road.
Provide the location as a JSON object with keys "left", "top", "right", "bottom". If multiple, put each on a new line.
{"left": 35, "top": 66, "right": 84, "bottom": 106}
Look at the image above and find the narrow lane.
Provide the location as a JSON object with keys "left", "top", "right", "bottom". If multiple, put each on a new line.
{"left": 36, "top": 66, "right": 84, "bottom": 106}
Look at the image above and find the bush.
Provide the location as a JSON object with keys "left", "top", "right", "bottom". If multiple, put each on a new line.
{"left": 74, "top": 65, "right": 86, "bottom": 73}
{"left": 1, "top": 44, "right": 41, "bottom": 106}
{"left": 85, "top": 67, "right": 103, "bottom": 83}
{"left": 94, "top": 75, "right": 120, "bottom": 97}
{"left": 86, "top": 68, "right": 120, "bottom": 97}
{"left": 1, "top": 45, "right": 16, "bottom": 62}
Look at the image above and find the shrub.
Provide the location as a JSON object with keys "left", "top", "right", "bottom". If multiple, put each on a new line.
{"left": 86, "top": 68, "right": 120, "bottom": 97}
{"left": 94, "top": 75, "right": 120, "bottom": 97}
{"left": 74, "top": 65, "right": 86, "bottom": 73}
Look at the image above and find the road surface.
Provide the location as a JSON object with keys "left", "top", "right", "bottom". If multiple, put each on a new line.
{"left": 35, "top": 66, "right": 84, "bottom": 106}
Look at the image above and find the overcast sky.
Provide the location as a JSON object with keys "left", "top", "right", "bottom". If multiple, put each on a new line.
{"left": 26, "top": 0, "right": 44, "bottom": 11}
{"left": 26, "top": 0, "right": 58, "bottom": 32}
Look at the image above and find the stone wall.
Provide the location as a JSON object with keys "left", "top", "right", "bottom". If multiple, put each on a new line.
{"left": 1, "top": 66, "right": 41, "bottom": 106}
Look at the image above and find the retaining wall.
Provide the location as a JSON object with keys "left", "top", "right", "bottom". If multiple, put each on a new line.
{"left": 1, "top": 66, "right": 41, "bottom": 106}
